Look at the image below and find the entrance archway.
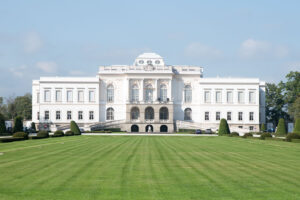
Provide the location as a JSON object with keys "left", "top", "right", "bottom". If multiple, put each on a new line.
{"left": 145, "top": 125, "right": 153, "bottom": 132}
{"left": 131, "top": 125, "right": 139, "bottom": 132}
{"left": 160, "top": 125, "right": 168, "bottom": 132}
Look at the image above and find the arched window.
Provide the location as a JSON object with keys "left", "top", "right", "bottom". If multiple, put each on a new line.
{"left": 106, "top": 107, "right": 114, "bottom": 120}
{"left": 145, "top": 107, "right": 154, "bottom": 120}
{"left": 145, "top": 84, "right": 153, "bottom": 102}
{"left": 184, "top": 85, "right": 192, "bottom": 103}
{"left": 159, "top": 107, "right": 169, "bottom": 120}
{"left": 160, "top": 84, "right": 167, "bottom": 101}
{"left": 131, "top": 107, "right": 140, "bottom": 120}
{"left": 107, "top": 85, "right": 114, "bottom": 102}
{"left": 184, "top": 108, "right": 192, "bottom": 120}
{"left": 131, "top": 84, "right": 139, "bottom": 101}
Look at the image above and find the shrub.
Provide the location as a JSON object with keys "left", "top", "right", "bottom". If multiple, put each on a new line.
{"left": 286, "top": 132, "right": 300, "bottom": 142}
{"left": 13, "top": 116, "right": 23, "bottom": 133}
{"left": 276, "top": 118, "right": 287, "bottom": 135}
{"left": 0, "top": 137, "right": 26, "bottom": 143}
{"left": 53, "top": 130, "right": 64, "bottom": 137}
{"left": 242, "top": 132, "right": 253, "bottom": 138}
{"left": 13, "top": 132, "right": 28, "bottom": 139}
{"left": 70, "top": 121, "right": 81, "bottom": 135}
{"left": 65, "top": 131, "right": 74, "bottom": 136}
{"left": 31, "top": 122, "right": 36, "bottom": 133}
{"left": 178, "top": 129, "right": 196, "bottom": 133}
{"left": 260, "top": 132, "right": 273, "bottom": 140}
{"left": 293, "top": 118, "right": 300, "bottom": 133}
{"left": 105, "top": 128, "right": 121, "bottom": 132}
{"left": 229, "top": 132, "right": 239, "bottom": 137}
{"left": 218, "top": 119, "right": 230, "bottom": 135}
{"left": 37, "top": 130, "right": 49, "bottom": 138}
{"left": 260, "top": 123, "right": 266, "bottom": 132}
{"left": 0, "top": 113, "right": 6, "bottom": 134}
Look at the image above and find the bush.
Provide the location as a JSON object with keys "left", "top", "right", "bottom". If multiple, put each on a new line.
{"left": 64, "top": 131, "right": 74, "bottom": 136}
{"left": 218, "top": 119, "right": 230, "bottom": 135}
{"left": 276, "top": 118, "right": 287, "bottom": 135}
{"left": 13, "top": 132, "right": 28, "bottom": 139}
{"left": 260, "top": 132, "right": 273, "bottom": 140}
{"left": 293, "top": 118, "right": 300, "bottom": 133}
{"left": 37, "top": 130, "right": 49, "bottom": 138}
{"left": 260, "top": 123, "right": 266, "bottom": 132}
{"left": 0, "top": 113, "right": 6, "bottom": 134}
{"left": 286, "top": 132, "right": 300, "bottom": 142}
{"left": 13, "top": 116, "right": 23, "bottom": 133}
{"left": 242, "top": 132, "right": 253, "bottom": 138}
{"left": 178, "top": 129, "right": 196, "bottom": 133}
{"left": 70, "top": 121, "right": 81, "bottom": 135}
{"left": 31, "top": 122, "right": 36, "bottom": 133}
{"left": 229, "top": 132, "right": 239, "bottom": 137}
{"left": 0, "top": 137, "right": 26, "bottom": 143}
{"left": 53, "top": 130, "right": 64, "bottom": 137}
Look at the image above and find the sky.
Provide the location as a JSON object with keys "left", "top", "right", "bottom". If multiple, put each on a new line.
{"left": 0, "top": 0, "right": 300, "bottom": 98}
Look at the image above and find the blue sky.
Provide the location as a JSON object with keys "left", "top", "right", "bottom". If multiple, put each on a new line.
{"left": 1, "top": 0, "right": 300, "bottom": 97}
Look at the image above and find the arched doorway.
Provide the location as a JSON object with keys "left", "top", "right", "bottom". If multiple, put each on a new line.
{"left": 145, "top": 125, "right": 153, "bottom": 132}
{"left": 131, "top": 125, "right": 139, "bottom": 132}
{"left": 160, "top": 125, "right": 168, "bottom": 132}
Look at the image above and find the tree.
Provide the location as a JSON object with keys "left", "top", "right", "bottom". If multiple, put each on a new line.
{"left": 70, "top": 121, "right": 81, "bottom": 135}
{"left": 276, "top": 118, "right": 287, "bottom": 135}
{"left": 218, "top": 118, "right": 230, "bottom": 135}
{"left": 260, "top": 123, "right": 266, "bottom": 132}
{"left": 31, "top": 122, "right": 36, "bottom": 132}
{"left": 14, "top": 93, "right": 32, "bottom": 120}
{"left": 13, "top": 116, "right": 23, "bottom": 133}
{"left": 289, "top": 96, "right": 300, "bottom": 120}
{"left": 293, "top": 118, "right": 300, "bottom": 133}
{"left": 0, "top": 113, "right": 6, "bottom": 133}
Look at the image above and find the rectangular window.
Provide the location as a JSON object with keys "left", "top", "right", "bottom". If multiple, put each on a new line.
{"left": 56, "top": 90, "right": 62, "bottom": 102}
{"left": 238, "top": 126, "right": 243, "bottom": 129}
{"left": 67, "top": 111, "right": 72, "bottom": 120}
{"left": 238, "top": 112, "right": 243, "bottom": 121}
{"left": 67, "top": 90, "right": 73, "bottom": 102}
{"left": 204, "top": 91, "right": 211, "bottom": 103}
{"left": 78, "top": 111, "right": 83, "bottom": 120}
{"left": 249, "top": 126, "right": 254, "bottom": 131}
{"left": 37, "top": 112, "right": 40, "bottom": 120}
{"left": 249, "top": 112, "right": 254, "bottom": 121}
{"left": 37, "top": 92, "right": 40, "bottom": 103}
{"left": 227, "top": 112, "right": 231, "bottom": 121}
{"left": 205, "top": 112, "right": 209, "bottom": 121}
{"left": 44, "top": 90, "right": 51, "bottom": 102}
{"left": 89, "top": 91, "right": 95, "bottom": 102}
{"left": 45, "top": 111, "right": 49, "bottom": 120}
{"left": 89, "top": 111, "right": 94, "bottom": 120}
{"left": 216, "top": 112, "right": 220, "bottom": 120}
{"left": 249, "top": 91, "right": 256, "bottom": 104}
{"left": 238, "top": 91, "right": 245, "bottom": 104}
{"left": 78, "top": 90, "right": 84, "bottom": 102}
{"left": 227, "top": 91, "right": 233, "bottom": 103}
{"left": 56, "top": 111, "right": 61, "bottom": 120}
{"left": 216, "top": 91, "right": 222, "bottom": 103}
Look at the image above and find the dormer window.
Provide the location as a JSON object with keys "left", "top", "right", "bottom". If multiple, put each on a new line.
{"left": 138, "top": 60, "right": 144, "bottom": 64}
{"left": 155, "top": 60, "right": 160, "bottom": 64}
{"left": 147, "top": 60, "right": 152, "bottom": 64}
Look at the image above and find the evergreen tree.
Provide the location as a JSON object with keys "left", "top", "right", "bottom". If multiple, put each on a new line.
{"left": 293, "top": 118, "right": 300, "bottom": 133}
{"left": 31, "top": 122, "right": 36, "bottom": 132}
{"left": 13, "top": 116, "right": 23, "bottom": 133}
{"left": 276, "top": 118, "right": 287, "bottom": 135}
{"left": 218, "top": 118, "right": 230, "bottom": 135}
{"left": 70, "top": 121, "right": 81, "bottom": 135}
{"left": 260, "top": 123, "right": 266, "bottom": 132}
{"left": 0, "top": 113, "right": 6, "bottom": 133}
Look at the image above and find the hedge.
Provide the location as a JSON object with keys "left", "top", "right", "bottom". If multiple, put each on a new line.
{"left": 65, "top": 131, "right": 74, "bottom": 136}
{"left": 293, "top": 118, "right": 300, "bottom": 133}
{"left": 260, "top": 123, "right": 266, "bottom": 132}
{"left": 276, "top": 118, "right": 287, "bottom": 135}
{"left": 286, "top": 132, "right": 300, "bottom": 142}
{"left": 260, "top": 132, "right": 273, "bottom": 140}
{"left": 178, "top": 129, "right": 196, "bottom": 133}
{"left": 229, "top": 132, "right": 239, "bottom": 137}
{"left": 13, "top": 116, "right": 23, "bottom": 133}
{"left": 13, "top": 132, "right": 28, "bottom": 139}
{"left": 218, "top": 119, "right": 230, "bottom": 135}
{"left": 242, "top": 133, "right": 253, "bottom": 138}
{"left": 0, "top": 113, "right": 6, "bottom": 134}
{"left": 37, "top": 130, "right": 49, "bottom": 138}
{"left": 0, "top": 137, "right": 26, "bottom": 143}
{"left": 53, "top": 130, "right": 64, "bottom": 137}
{"left": 70, "top": 121, "right": 81, "bottom": 135}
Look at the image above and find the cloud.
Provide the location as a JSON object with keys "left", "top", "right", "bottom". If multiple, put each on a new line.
{"left": 36, "top": 61, "right": 57, "bottom": 73}
{"left": 69, "top": 70, "right": 85, "bottom": 76}
{"left": 240, "top": 39, "right": 289, "bottom": 59}
{"left": 9, "top": 65, "right": 27, "bottom": 77}
{"left": 184, "top": 43, "right": 222, "bottom": 59}
{"left": 23, "top": 32, "right": 43, "bottom": 53}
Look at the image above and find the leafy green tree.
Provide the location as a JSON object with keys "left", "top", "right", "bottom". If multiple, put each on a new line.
{"left": 0, "top": 113, "right": 6, "bottom": 133}
{"left": 276, "top": 118, "right": 287, "bottom": 135}
{"left": 293, "top": 118, "right": 300, "bottom": 133}
{"left": 289, "top": 96, "right": 300, "bottom": 120}
{"left": 70, "top": 121, "right": 81, "bottom": 135}
{"left": 13, "top": 116, "right": 23, "bottom": 133}
{"left": 260, "top": 123, "right": 266, "bottom": 132}
{"left": 14, "top": 93, "right": 32, "bottom": 120}
{"left": 218, "top": 118, "right": 230, "bottom": 135}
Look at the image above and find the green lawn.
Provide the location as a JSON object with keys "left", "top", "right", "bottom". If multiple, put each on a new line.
{"left": 1, "top": 136, "right": 300, "bottom": 200}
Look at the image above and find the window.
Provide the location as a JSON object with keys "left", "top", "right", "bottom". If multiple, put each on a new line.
{"left": 131, "top": 107, "right": 140, "bottom": 120}
{"left": 147, "top": 60, "right": 152, "bottom": 64}
{"left": 184, "top": 85, "right": 192, "bottom": 103}
{"left": 216, "top": 91, "right": 222, "bottom": 103}
{"left": 238, "top": 126, "right": 243, "bottom": 129}
{"left": 37, "top": 112, "right": 40, "bottom": 120}
{"left": 249, "top": 91, "right": 256, "bottom": 104}
{"left": 204, "top": 91, "right": 211, "bottom": 103}
{"left": 45, "top": 111, "right": 49, "bottom": 120}
{"left": 155, "top": 60, "right": 160, "bottom": 64}
{"left": 159, "top": 107, "right": 169, "bottom": 120}
{"left": 106, "top": 108, "right": 114, "bottom": 120}
{"left": 55, "top": 90, "right": 62, "bottom": 102}
{"left": 205, "top": 112, "right": 209, "bottom": 121}
{"left": 67, "top": 90, "right": 73, "bottom": 102}
{"left": 89, "top": 90, "right": 95, "bottom": 102}
{"left": 249, "top": 126, "right": 254, "bottom": 131}
{"left": 216, "top": 112, "right": 220, "bottom": 120}
{"left": 184, "top": 108, "right": 192, "bottom": 120}
{"left": 131, "top": 84, "right": 139, "bottom": 101}
{"left": 145, "top": 107, "right": 154, "bottom": 120}
{"left": 78, "top": 90, "right": 84, "bottom": 102}
{"left": 238, "top": 112, "right": 243, "bottom": 121}
{"left": 56, "top": 111, "right": 60, "bottom": 120}
{"left": 249, "top": 112, "right": 254, "bottom": 121}
{"left": 67, "top": 111, "right": 72, "bottom": 120}
{"left": 238, "top": 91, "right": 245, "bottom": 104}
{"left": 78, "top": 111, "right": 83, "bottom": 120}
{"left": 227, "top": 91, "right": 233, "bottom": 103}
{"left": 227, "top": 112, "right": 231, "bottom": 121}
{"left": 107, "top": 85, "right": 114, "bottom": 102}
{"left": 89, "top": 111, "right": 94, "bottom": 120}
{"left": 160, "top": 84, "right": 167, "bottom": 101}
{"left": 145, "top": 85, "right": 153, "bottom": 102}
{"left": 44, "top": 90, "right": 51, "bottom": 102}
{"left": 37, "top": 92, "right": 40, "bottom": 103}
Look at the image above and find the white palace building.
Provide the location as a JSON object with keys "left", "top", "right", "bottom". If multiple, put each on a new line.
{"left": 32, "top": 53, "right": 266, "bottom": 133}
